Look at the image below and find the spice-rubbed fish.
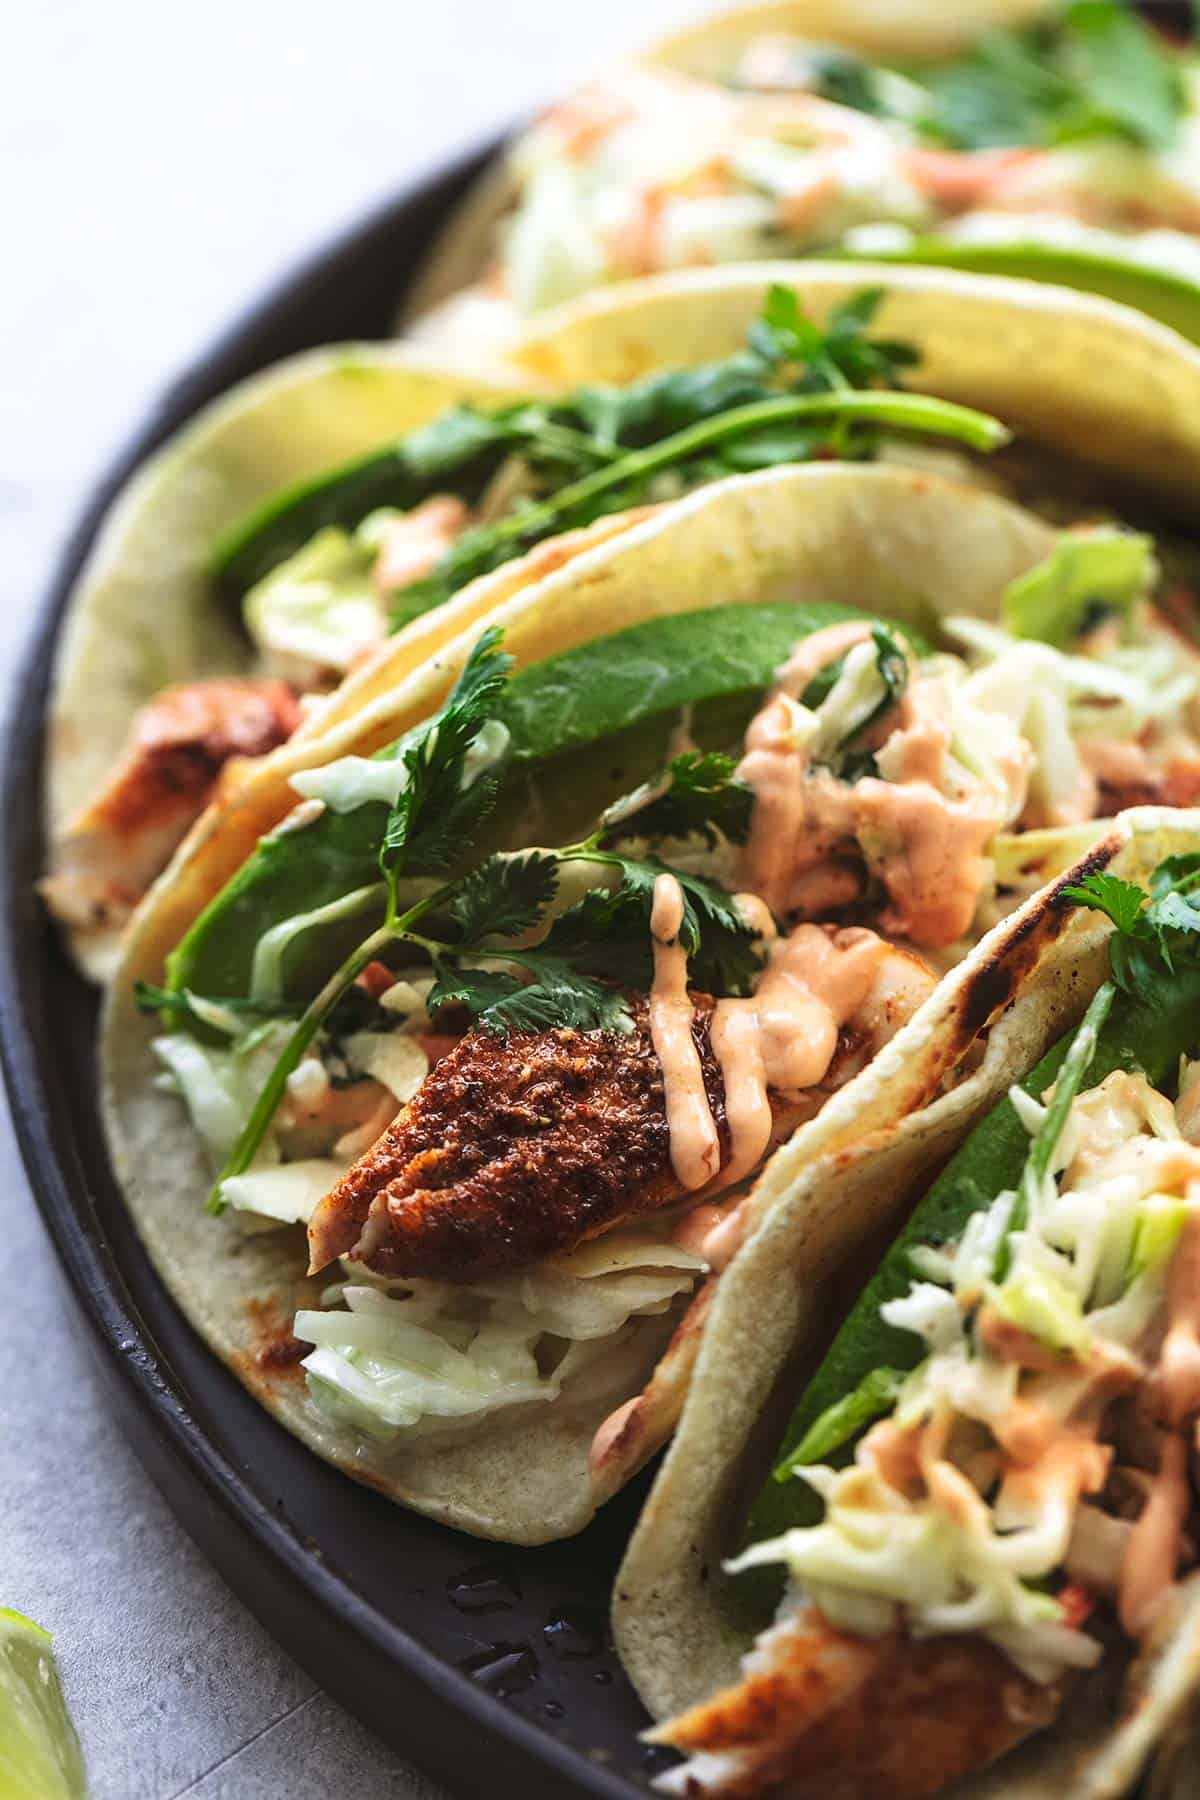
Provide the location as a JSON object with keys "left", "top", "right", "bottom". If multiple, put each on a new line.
{"left": 306, "top": 927, "right": 936, "bottom": 1281}
{"left": 44, "top": 677, "right": 300, "bottom": 939}
{"left": 650, "top": 1603, "right": 1061, "bottom": 1800}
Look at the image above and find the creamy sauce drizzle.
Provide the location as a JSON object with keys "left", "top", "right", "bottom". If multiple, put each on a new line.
{"left": 593, "top": 895, "right": 930, "bottom": 1478}
{"left": 711, "top": 926, "right": 888, "bottom": 1187}
{"left": 649, "top": 874, "right": 721, "bottom": 1192}
{"left": 736, "top": 626, "right": 1023, "bottom": 946}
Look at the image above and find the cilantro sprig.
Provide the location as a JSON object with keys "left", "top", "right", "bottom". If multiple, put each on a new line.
{"left": 1064, "top": 855, "right": 1200, "bottom": 998}
{"left": 214, "top": 287, "right": 1006, "bottom": 612}
{"left": 390, "top": 287, "right": 1005, "bottom": 627}
{"left": 377, "top": 627, "right": 513, "bottom": 887}
{"left": 205, "top": 634, "right": 763, "bottom": 1208}
{"left": 810, "top": 1, "right": 1185, "bottom": 153}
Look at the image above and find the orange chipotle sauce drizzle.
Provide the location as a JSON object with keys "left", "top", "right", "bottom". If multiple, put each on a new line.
{"left": 736, "top": 623, "right": 1024, "bottom": 946}
{"left": 649, "top": 872, "right": 722, "bottom": 1193}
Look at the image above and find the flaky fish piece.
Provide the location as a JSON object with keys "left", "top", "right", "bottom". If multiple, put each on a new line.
{"left": 44, "top": 676, "right": 300, "bottom": 936}
{"left": 307, "top": 938, "right": 934, "bottom": 1281}
{"left": 650, "top": 1601, "right": 1062, "bottom": 1800}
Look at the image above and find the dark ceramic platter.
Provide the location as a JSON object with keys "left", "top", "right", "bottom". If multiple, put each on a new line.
{"left": 0, "top": 140, "right": 671, "bottom": 1800}
{"left": 7, "top": 9, "right": 1196, "bottom": 1794}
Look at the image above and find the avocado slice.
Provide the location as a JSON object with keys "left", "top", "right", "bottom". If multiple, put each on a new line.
{"left": 838, "top": 239, "right": 1200, "bottom": 345}
{"left": 168, "top": 600, "right": 926, "bottom": 1005}
{"left": 209, "top": 424, "right": 515, "bottom": 602}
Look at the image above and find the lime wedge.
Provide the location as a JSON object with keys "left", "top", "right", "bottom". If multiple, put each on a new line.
{"left": 0, "top": 1610, "right": 86, "bottom": 1799}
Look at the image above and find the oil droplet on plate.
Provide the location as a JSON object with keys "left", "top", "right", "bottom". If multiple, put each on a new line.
{"left": 447, "top": 1559, "right": 522, "bottom": 1614}
{"left": 459, "top": 1641, "right": 539, "bottom": 1698}
{"left": 543, "top": 1602, "right": 604, "bottom": 1659}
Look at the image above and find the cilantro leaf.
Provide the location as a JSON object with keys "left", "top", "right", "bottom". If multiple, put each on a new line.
{"left": 379, "top": 628, "right": 513, "bottom": 883}
{"left": 449, "top": 850, "right": 561, "bottom": 947}
{"left": 1058, "top": 0, "right": 1185, "bottom": 152}
{"left": 425, "top": 962, "right": 525, "bottom": 1020}
{"left": 428, "top": 951, "right": 630, "bottom": 1037}
{"left": 918, "top": 30, "right": 1068, "bottom": 149}
{"left": 1062, "top": 872, "right": 1147, "bottom": 935}
{"left": 913, "top": 3, "right": 1184, "bottom": 152}
{"left": 601, "top": 751, "right": 754, "bottom": 849}
{"left": 398, "top": 404, "right": 526, "bottom": 481}
{"left": 545, "top": 854, "right": 764, "bottom": 998}
{"left": 1066, "top": 858, "right": 1200, "bottom": 1000}
{"left": 810, "top": 51, "right": 887, "bottom": 118}
{"left": 477, "top": 953, "right": 632, "bottom": 1036}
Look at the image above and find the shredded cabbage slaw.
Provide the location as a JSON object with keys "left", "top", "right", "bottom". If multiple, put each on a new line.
{"left": 735, "top": 1063, "right": 1200, "bottom": 1683}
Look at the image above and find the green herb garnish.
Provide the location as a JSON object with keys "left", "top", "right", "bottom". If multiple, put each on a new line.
{"left": 1065, "top": 854, "right": 1200, "bottom": 997}
{"left": 205, "top": 635, "right": 761, "bottom": 1208}
{"left": 815, "top": 2, "right": 1186, "bottom": 153}
{"left": 213, "top": 288, "right": 1006, "bottom": 611}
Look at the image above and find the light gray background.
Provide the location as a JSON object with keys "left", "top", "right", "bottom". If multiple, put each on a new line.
{"left": 2, "top": 4, "right": 682, "bottom": 1793}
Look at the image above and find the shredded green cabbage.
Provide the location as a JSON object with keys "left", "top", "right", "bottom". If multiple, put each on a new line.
{"left": 1001, "top": 529, "right": 1156, "bottom": 648}
{"left": 740, "top": 1066, "right": 1199, "bottom": 1684}
{"left": 295, "top": 1228, "right": 707, "bottom": 1440}
{"left": 243, "top": 522, "right": 388, "bottom": 682}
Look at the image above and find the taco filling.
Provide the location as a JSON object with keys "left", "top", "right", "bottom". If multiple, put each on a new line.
{"left": 651, "top": 858, "right": 1200, "bottom": 1799}
{"left": 440, "top": 2, "right": 1200, "bottom": 332}
{"left": 46, "top": 287, "right": 1004, "bottom": 951}
{"left": 733, "top": 531, "right": 1200, "bottom": 947}
{"left": 142, "top": 507, "right": 1200, "bottom": 1462}
{"left": 145, "top": 627, "right": 940, "bottom": 1450}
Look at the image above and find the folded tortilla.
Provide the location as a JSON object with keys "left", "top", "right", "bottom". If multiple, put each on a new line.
{"left": 509, "top": 263, "right": 1200, "bottom": 521}
{"left": 612, "top": 808, "right": 1200, "bottom": 1796}
{"left": 45, "top": 346, "right": 542, "bottom": 977}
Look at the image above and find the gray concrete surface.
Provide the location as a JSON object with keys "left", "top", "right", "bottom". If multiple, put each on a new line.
{"left": 1, "top": 3, "right": 682, "bottom": 1793}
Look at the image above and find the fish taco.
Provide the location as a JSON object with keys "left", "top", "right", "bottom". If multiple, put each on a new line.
{"left": 615, "top": 812, "right": 1200, "bottom": 1797}
{"left": 100, "top": 455, "right": 1200, "bottom": 1544}
{"left": 404, "top": 0, "right": 1200, "bottom": 351}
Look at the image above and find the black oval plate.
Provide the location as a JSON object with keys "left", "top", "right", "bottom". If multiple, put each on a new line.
{"left": 0, "top": 140, "right": 668, "bottom": 1800}
{"left": 11, "top": 12, "right": 1192, "bottom": 1785}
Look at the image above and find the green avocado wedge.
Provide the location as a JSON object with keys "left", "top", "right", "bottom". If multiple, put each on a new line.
{"left": 742, "top": 951, "right": 1200, "bottom": 1566}
{"left": 838, "top": 240, "right": 1200, "bottom": 346}
{"left": 166, "top": 600, "right": 925, "bottom": 1007}
{"left": 208, "top": 409, "right": 521, "bottom": 602}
